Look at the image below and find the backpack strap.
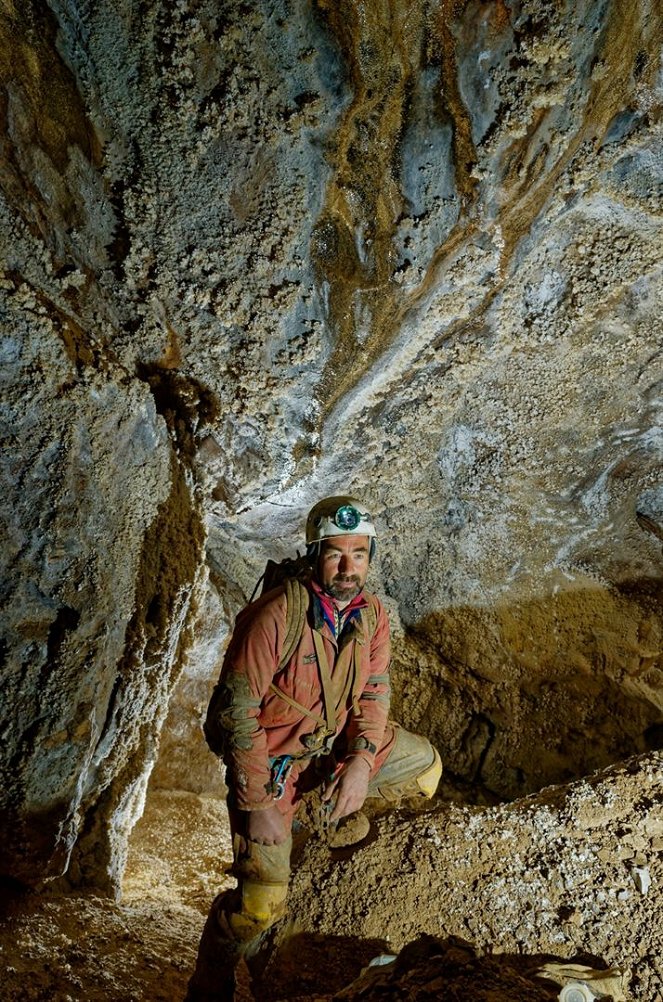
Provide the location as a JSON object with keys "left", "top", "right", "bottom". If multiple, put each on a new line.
{"left": 361, "top": 600, "right": 377, "bottom": 643}
{"left": 268, "top": 579, "right": 325, "bottom": 730}
{"left": 266, "top": 684, "right": 326, "bottom": 728}
{"left": 268, "top": 579, "right": 338, "bottom": 739}
{"left": 280, "top": 581, "right": 377, "bottom": 670}
{"left": 312, "top": 629, "right": 337, "bottom": 734}
{"left": 279, "top": 578, "right": 309, "bottom": 670}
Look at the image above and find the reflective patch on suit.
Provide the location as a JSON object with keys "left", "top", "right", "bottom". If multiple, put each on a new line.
{"left": 366, "top": 673, "right": 390, "bottom": 685}
{"left": 360, "top": 680, "right": 391, "bottom": 705}
{"left": 303, "top": 652, "right": 317, "bottom": 664}
{"left": 214, "top": 673, "right": 261, "bottom": 751}
{"left": 360, "top": 691, "right": 391, "bottom": 703}
{"left": 361, "top": 672, "right": 391, "bottom": 704}
{"left": 350, "top": 736, "right": 377, "bottom": 755}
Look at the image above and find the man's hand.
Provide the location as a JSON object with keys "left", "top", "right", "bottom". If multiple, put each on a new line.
{"left": 245, "top": 804, "right": 289, "bottom": 845}
{"left": 322, "top": 756, "right": 371, "bottom": 823}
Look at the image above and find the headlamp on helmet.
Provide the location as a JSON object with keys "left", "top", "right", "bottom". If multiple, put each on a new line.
{"left": 305, "top": 495, "right": 377, "bottom": 561}
{"left": 333, "top": 504, "right": 364, "bottom": 531}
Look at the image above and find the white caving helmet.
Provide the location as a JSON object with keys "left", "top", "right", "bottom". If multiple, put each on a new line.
{"left": 306, "top": 495, "right": 377, "bottom": 561}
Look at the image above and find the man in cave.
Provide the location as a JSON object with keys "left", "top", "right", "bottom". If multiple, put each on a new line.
{"left": 185, "top": 495, "right": 443, "bottom": 1002}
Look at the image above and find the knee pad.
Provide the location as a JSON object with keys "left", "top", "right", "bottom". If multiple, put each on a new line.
{"left": 415, "top": 746, "right": 443, "bottom": 798}
{"left": 228, "top": 879, "right": 288, "bottom": 943}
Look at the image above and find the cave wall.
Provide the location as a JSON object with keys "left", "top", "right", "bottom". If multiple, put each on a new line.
{"left": 1, "top": 0, "right": 662, "bottom": 891}
{"left": 159, "top": 0, "right": 663, "bottom": 799}
{"left": 0, "top": 2, "right": 210, "bottom": 892}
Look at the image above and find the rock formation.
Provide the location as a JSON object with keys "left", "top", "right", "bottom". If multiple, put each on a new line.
{"left": 1, "top": 0, "right": 661, "bottom": 948}
{"left": 287, "top": 752, "right": 663, "bottom": 1000}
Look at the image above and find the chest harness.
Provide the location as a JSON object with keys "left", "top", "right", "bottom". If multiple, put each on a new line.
{"left": 268, "top": 578, "right": 377, "bottom": 797}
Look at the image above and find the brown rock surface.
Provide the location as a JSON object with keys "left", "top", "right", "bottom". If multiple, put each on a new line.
{"left": 0, "top": 0, "right": 661, "bottom": 972}
{"left": 333, "top": 936, "right": 559, "bottom": 1001}
{"left": 0, "top": 756, "right": 659, "bottom": 1000}
{"left": 286, "top": 752, "right": 663, "bottom": 1001}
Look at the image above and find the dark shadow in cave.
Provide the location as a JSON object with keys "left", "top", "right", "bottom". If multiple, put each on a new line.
{"left": 255, "top": 930, "right": 391, "bottom": 1001}
{"left": 254, "top": 929, "right": 621, "bottom": 1000}
{"left": 392, "top": 576, "right": 662, "bottom": 805}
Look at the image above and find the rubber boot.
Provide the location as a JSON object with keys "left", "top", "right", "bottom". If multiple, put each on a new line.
{"left": 184, "top": 893, "right": 242, "bottom": 1002}
{"left": 368, "top": 729, "right": 443, "bottom": 803}
{"left": 228, "top": 879, "right": 288, "bottom": 988}
{"left": 243, "top": 921, "right": 280, "bottom": 984}
{"left": 414, "top": 746, "right": 443, "bottom": 798}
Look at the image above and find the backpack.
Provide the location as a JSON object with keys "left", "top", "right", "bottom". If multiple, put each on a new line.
{"left": 249, "top": 552, "right": 314, "bottom": 668}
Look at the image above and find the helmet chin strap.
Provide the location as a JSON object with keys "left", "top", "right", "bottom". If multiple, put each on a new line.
{"left": 306, "top": 542, "right": 318, "bottom": 564}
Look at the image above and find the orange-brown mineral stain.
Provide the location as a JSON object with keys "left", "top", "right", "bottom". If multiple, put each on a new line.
{"left": 310, "top": 0, "right": 663, "bottom": 428}
{"left": 498, "top": 0, "right": 663, "bottom": 261}
{"left": 312, "top": 0, "right": 426, "bottom": 413}
{"left": 0, "top": 2, "right": 102, "bottom": 245}
{"left": 311, "top": 0, "right": 483, "bottom": 418}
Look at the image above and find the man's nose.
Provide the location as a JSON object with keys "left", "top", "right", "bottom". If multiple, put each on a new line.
{"left": 338, "top": 554, "right": 350, "bottom": 573}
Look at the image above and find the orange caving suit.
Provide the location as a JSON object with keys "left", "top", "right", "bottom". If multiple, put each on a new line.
{"left": 205, "top": 581, "right": 394, "bottom": 819}
{"left": 199, "top": 579, "right": 441, "bottom": 961}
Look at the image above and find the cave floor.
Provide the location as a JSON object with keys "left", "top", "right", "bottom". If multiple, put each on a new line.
{"left": 0, "top": 791, "right": 380, "bottom": 1002}
{"left": 0, "top": 792, "right": 230, "bottom": 1002}
{"left": 1, "top": 757, "right": 661, "bottom": 1001}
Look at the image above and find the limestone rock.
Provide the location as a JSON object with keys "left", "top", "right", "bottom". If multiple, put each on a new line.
{"left": 1, "top": 0, "right": 662, "bottom": 893}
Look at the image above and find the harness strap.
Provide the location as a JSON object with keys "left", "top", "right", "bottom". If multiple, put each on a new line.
{"left": 267, "top": 682, "right": 326, "bottom": 727}
{"left": 280, "top": 578, "right": 309, "bottom": 669}
{"left": 347, "top": 605, "right": 375, "bottom": 716}
{"left": 351, "top": 641, "right": 362, "bottom": 716}
{"left": 312, "top": 629, "right": 337, "bottom": 735}
{"left": 269, "top": 587, "right": 379, "bottom": 738}
{"left": 362, "top": 602, "right": 377, "bottom": 642}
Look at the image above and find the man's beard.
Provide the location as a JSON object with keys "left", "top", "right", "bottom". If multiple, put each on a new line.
{"left": 326, "top": 575, "right": 362, "bottom": 601}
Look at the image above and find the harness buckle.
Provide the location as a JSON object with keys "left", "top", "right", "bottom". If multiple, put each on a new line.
{"left": 301, "top": 725, "right": 335, "bottom": 754}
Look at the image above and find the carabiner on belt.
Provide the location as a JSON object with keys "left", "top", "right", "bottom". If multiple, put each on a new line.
{"left": 270, "top": 755, "right": 294, "bottom": 800}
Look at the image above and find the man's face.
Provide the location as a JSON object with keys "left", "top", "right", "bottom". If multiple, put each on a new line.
{"left": 317, "top": 534, "right": 370, "bottom": 605}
